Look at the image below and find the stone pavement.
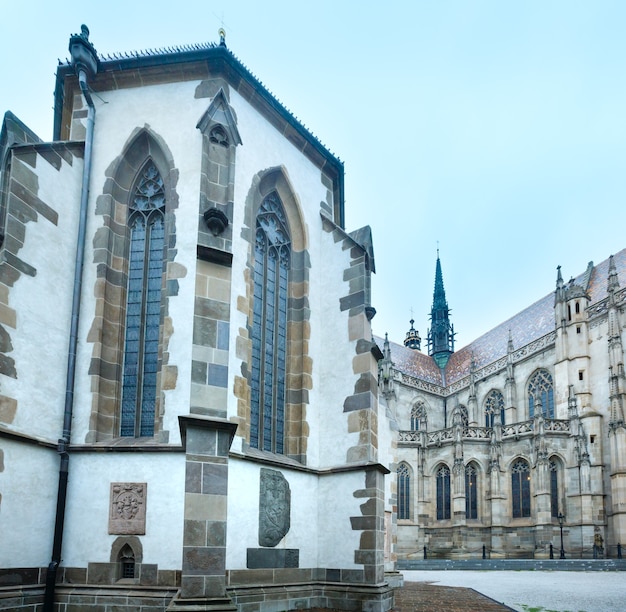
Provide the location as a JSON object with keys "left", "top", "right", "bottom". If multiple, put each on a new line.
{"left": 392, "top": 581, "right": 512, "bottom": 611}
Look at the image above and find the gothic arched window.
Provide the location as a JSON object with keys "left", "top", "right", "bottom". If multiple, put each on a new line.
{"left": 550, "top": 458, "right": 560, "bottom": 518}
{"left": 250, "top": 192, "right": 291, "bottom": 454}
{"left": 411, "top": 401, "right": 426, "bottom": 430}
{"left": 465, "top": 463, "right": 478, "bottom": 519}
{"left": 118, "top": 543, "right": 136, "bottom": 580}
{"left": 120, "top": 161, "right": 165, "bottom": 437}
{"left": 528, "top": 370, "right": 554, "bottom": 419}
{"left": 485, "top": 390, "right": 505, "bottom": 427}
{"left": 436, "top": 464, "right": 451, "bottom": 520}
{"left": 511, "top": 459, "right": 531, "bottom": 518}
{"left": 397, "top": 463, "right": 411, "bottom": 520}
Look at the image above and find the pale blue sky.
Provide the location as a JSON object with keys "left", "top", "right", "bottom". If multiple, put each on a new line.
{"left": 2, "top": 1, "right": 625, "bottom": 348}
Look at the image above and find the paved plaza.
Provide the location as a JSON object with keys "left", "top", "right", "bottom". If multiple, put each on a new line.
{"left": 399, "top": 570, "right": 625, "bottom": 612}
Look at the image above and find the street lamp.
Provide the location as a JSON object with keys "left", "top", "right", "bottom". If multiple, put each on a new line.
{"left": 558, "top": 512, "right": 566, "bottom": 559}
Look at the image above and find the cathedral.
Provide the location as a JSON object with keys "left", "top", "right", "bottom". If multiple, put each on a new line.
{"left": 382, "top": 250, "right": 626, "bottom": 562}
{"left": 0, "top": 24, "right": 625, "bottom": 612}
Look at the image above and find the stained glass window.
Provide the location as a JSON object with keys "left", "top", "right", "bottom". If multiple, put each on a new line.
{"left": 465, "top": 463, "right": 478, "bottom": 519}
{"left": 550, "top": 459, "right": 559, "bottom": 518}
{"left": 528, "top": 370, "right": 554, "bottom": 419}
{"left": 397, "top": 463, "right": 411, "bottom": 520}
{"left": 250, "top": 192, "right": 290, "bottom": 454}
{"left": 436, "top": 465, "right": 451, "bottom": 520}
{"left": 120, "top": 161, "right": 165, "bottom": 437}
{"left": 512, "top": 459, "right": 531, "bottom": 518}
{"left": 485, "top": 390, "right": 505, "bottom": 427}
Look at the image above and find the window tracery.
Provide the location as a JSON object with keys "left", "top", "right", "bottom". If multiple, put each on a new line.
{"left": 250, "top": 191, "right": 291, "bottom": 454}
{"left": 485, "top": 389, "right": 505, "bottom": 427}
{"left": 120, "top": 161, "right": 165, "bottom": 437}
{"left": 511, "top": 459, "right": 531, "bottom": 518}
{"left": 410, "top": 401, "right": 427, "bottom": 430}
{"left": 528, "top": 369, "right": 554, "bottom": 419}
{"left": 436, "top": 464, "right": 451, "bottom": 520}
{"left": 397, "top": 463, "right": 411, "bottom": 520}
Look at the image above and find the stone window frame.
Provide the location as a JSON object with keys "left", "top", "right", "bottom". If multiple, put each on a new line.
{"left": 484, "top": 389, "right": 505, "bottom": 428}
{"left": 527, "top": 369, "right": 555, "bottom": 420}
{"left": 237, "top": 167, "right": 310, "bottom": 463}
{"left": 86, "top": 127, "right": 179, "bottom": 442}
{"left": 110, "top": 536, "right": 143, "bottom": 583}
{"left": 396, "top": 462, "right": 412, "bottom": 521}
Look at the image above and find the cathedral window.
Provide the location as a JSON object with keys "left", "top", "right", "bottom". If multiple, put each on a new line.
{"left": 436, "top": 464, "right": 451, "bottom": 520}
{"left": 528, "top": 369, "right": 554, "bottom": 419}
{"left": 484, "top": 390, "right": 505, "bottom": 427}
{"left": 250, "top": 191, "right": 291, "bottom": 454}
{"left": 575, "top": 302, "right": 580, "bottom": 314}
{"left": 397, "top": 463, "right": 411, "bottom": 520}
{"left": 411, "top": 401, "right": 426, "bottom": 430}
{"left": 549, "top": 458, "right": 560, "bottom": 518}
{"left": 465, "top": 463, "right": 478, "bottom": 519}
{"left": 511, "top": 459, "right": 531, "bottom": 518}
{"left": 120, "top": 161, "right": 165, "bottom": 437}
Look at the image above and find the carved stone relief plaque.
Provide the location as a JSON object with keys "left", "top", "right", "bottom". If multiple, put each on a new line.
{"left": 258, "top": 468, "right": 290, "bottom": 547}
{"left": 109, "top": 482, "right": 147, "bottom": 535}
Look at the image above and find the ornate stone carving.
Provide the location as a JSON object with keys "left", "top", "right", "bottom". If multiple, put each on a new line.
{"left": 258, "top": 469, "right": 290, "bottom": 547}
{"left": 109, "top": 483, "right": 147, "bottom": 535}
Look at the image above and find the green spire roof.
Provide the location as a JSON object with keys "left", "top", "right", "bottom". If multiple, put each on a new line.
{"left": 427, "top": 253, "right": 455, "bottom": 368}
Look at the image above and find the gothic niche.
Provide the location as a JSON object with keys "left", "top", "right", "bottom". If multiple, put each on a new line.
{"left": 109, "top": 483, "right": 147, "bottom": 535}
{"left": 259, "top": 468, "right": 290, "bottom": 547}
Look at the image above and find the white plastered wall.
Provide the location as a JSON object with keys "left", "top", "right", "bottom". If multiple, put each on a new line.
{"left": 3, "top": 153, "right": 82, "bottom": 441}
{"left": 225, "top": 460, "right": 362, "bottom": 570}
{"left": 0, "top": 440, "right": 58, "bottom": 566}
{"left": 62, "top": 452, "right": 184, "bottom": 569}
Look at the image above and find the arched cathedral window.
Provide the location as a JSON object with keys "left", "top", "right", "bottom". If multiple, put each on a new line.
{"left": 436, "top": 464, "right": 451, "bottom": 520}
{"left": 528, "top": 369, "right": 554, "bottom": 419}
{"left": 485, "top": 389, "right": 505, "bottom": 427}
{"left": 250, "top": 192, "right": 291, "bottom": 454}
{"left": 120, "top": 161, "right": 165, "bottom": 437}
{"left": 411, "top": 401, "right": 426, "bottom": 430}
{"left": 465, "top": 463, "right": 478, "bottom": 519}
{"left": 511, "top": 459, "right": 531, "bottom": 518}
{"left": 397, "top": 463, "right": 411, "bottom": 520}
{"left": 550, "top": 457, "right": 561, "bottom": 518}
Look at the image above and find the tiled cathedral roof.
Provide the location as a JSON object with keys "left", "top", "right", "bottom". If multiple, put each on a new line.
{"left": 380, "top": 247, "right": 626, "bottom": 386}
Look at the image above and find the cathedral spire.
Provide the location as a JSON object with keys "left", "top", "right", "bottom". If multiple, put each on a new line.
{"left": 427, "top": 251, "right": 455, "bottom": 368}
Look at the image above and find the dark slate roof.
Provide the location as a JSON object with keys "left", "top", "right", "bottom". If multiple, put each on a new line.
{"left": 53, "top": 36, "right": 345, "bottom": 226}
{"left": 381, "top": 248, "right": 626, "bottom": 386}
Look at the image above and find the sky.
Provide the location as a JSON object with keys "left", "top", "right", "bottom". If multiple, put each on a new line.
{"left": 1, "top": 1, "right": 625, "bottom": 349}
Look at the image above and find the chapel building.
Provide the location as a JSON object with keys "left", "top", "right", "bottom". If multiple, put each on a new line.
{"left": 0, "top": 27, "right": 395, "bottom": 611}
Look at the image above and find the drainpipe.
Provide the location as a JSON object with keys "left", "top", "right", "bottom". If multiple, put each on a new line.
{"left": 43, "top": 25, "right": 98, "bottom": 612}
